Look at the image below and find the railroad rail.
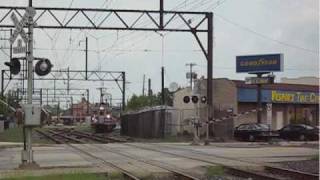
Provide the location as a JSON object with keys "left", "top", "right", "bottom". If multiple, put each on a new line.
{"left": 265, "top": 166, "right": 319, "bottom": 180}
{"left": 82, "top": 143, "right": 201, "bottom": 180}
{"left": 36, "top": 128, "right": 128, "bottom": 144}
{"left": 36, "top": 128, "right": 199, "bottom": 179}
{"left": 35, "top": 129, "right": 141, "bottom": 180}
{"left": 36, "top": 128, "right": 318, "bottom": 180}
{"left": 121, "top": 143, "right": 319, "bottom": 180}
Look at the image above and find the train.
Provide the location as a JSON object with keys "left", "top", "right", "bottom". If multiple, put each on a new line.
{"left": 91, "top": 105, "right": 118, "bottom": 133}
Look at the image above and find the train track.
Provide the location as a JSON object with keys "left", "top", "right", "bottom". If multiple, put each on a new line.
{"left": 120, "top": 143, "right": 319, "bottom": 180}
{"left": 36, "top": 128, "right": 127, "bottom": 144}
{"left": 36, "top": 128, "right": 318, "bottom": 180}
{"left": 36, "top": 128, "right": 200, "bottom": 180}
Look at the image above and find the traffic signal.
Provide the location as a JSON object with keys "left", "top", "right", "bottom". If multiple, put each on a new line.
{"left": 200, "top": 96, "right": 207, "bottom": 103}
{"left": 183, "top": 95, "right": 207, "bottom": 104}
{"left": 4, "top": 58, "right": 21, "bottom": 75}
{"left": 35, "top": 59, "right": 52, "bottom": 76}
{"left": 191, "top": 96, "right": 199, "bottom": 103}
{"left": 183, "top": 96, "right": 190, "bottom": 103}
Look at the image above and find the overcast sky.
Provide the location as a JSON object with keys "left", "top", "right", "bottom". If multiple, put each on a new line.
{"left": 0, "top": 0, "right": 318, "bottom": 106}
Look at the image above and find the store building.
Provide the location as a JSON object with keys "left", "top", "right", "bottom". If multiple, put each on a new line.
{"left": 173, "top": 78, "right": 319, "bottom": 138}
{"left": 235, "top": 80, "right": 319, "bottom": 129}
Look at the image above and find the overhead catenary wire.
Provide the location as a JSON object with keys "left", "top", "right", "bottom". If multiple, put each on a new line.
{"left": 213, "top": 13, "right": 318, "bottom": 54}
{"left": 97, "top": 0, "right": 221, "bottom": 68}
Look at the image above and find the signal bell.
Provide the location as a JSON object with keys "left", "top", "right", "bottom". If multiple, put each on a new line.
{"left": 4, "top": 58, "right": 21, "bottom": 75}
{"left": 35, "top": 59, "right": 52, "bottom": 76}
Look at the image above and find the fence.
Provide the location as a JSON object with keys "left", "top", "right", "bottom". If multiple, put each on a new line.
{"left": 121, "top": 105, "right": 259, "bottom": 139}
{"left": 121, "top": 106, "right": 210, "bottom": 138}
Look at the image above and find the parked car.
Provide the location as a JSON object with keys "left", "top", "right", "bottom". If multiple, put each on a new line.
{"left": 278, "top": 124, "right": 319, "bottom": 141}
{"left": 234, "top": 123, "right": 278, "bottom": 142}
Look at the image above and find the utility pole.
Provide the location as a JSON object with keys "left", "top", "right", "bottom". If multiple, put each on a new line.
{"left": 205, "top": 13, "right": 214, "bottom": 146}
{"left": 86, "top": 89, "right": 89, "bottom": 115}
{"left": 79, "top": 37, "right": 88, "bottom": 80}
{"left": 257, "top": 73, "right": 263, "bottom": 123}
{"left": 85, "top": 37, "right": 88, "bottom": 80}
{"left": 186, "top": 63, "right": 197, "bottom": 89}
{"left": 142, "top": 74, "right": 145, "bottom": 96}
{"left": 46, "top": 89, "right": 48, "bottom": 106}
{"left": 53, "top": 79, "right": 56, "bottom": 100}
{"left": 160, "top": 0, "right": 164, "bottom": 29}
{"left": 67, "top": 67, "right": 70, "bottom": 95}
{"left": 148, "top": 78, "right": 152, "bottom": 96}
{"left": 70, "top": 96, "right": 73, "bottom": 116}
{"left": 161, "top": 67, "right": 165, "bottom": 105}
{"left": 1, "top": 70, "right": 4, "bottom": 97}
{"left": 97, "top": 87, "right": 107, "bottom": 104}
{"left": 39, "top": 88, "right": 42, "bottom": 105}
{"left": 122, "top": 72, "right": 126, "bottom": 111}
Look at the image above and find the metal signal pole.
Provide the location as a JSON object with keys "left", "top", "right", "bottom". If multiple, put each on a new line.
{"left": 22, "top": 0, "right": 35, "bottom": 166}
{"left": 161, "top": 67, "right": 165, "bottom": 105}
{"left": 142, "top": 74, "right": 145, "bottom": 96}
{"left": 186, "top": 63, "right": 197, "bottom": 89}
{"left": 85, "top": 37, "right": 88, "bottom": 80}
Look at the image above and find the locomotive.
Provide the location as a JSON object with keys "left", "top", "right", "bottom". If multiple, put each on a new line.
{"left": 91, "top": 105, "right": 118, "bottom": 133}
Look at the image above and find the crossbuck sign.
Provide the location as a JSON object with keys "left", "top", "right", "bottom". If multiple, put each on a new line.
{"left": 9, "top": 7, "right": 36, "bottom": 45}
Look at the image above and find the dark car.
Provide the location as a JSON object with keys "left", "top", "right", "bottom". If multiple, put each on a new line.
{"left": 278, "top": 124, "right": 319, "bottom": 141}
{"left": 234, "top": 123, "right": 276, "bottom": 142}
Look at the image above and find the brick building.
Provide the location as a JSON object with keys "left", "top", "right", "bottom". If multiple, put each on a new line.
{"left": 72, "top": 98, "right": 90, "bottom": 121}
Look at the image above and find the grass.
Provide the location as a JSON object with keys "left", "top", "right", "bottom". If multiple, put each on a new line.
{"left": 0, "top": 127, "right": 52, "bottom": 144}
{"left": 0, "top": 126, "right": 24, "bottom": 142}
{"left": 74, "top": 125, "right": 93, "bottom": 133}
{"left": 4, "top": 172, "right": 124, "bottom": 180}
{"left": 206, "top": 165, "right": 225, "bottom": 177}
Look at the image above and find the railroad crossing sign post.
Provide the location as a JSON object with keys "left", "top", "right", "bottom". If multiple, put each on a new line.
{"left": 10, "top": 1, "right": 39, "bottom": 168}
{"left": 9, "top": 7, "right": 36, "bottom": 45}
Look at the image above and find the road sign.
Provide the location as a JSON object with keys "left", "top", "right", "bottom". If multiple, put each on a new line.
{"left": 236, "top": 54, "right": 283, "bottom": 73}
{"left": 9, "top": 7, "right": 36, "bottom": 45}
{"left": 13, "top": 39, "right": 26, "bottom": 54}
{"left": 245, "top": 76, "right": 274, "bottom": 85}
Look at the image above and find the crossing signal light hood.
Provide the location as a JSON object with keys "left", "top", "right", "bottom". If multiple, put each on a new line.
{"left": 4, "top": 58, "right": 21, "bottom": 75}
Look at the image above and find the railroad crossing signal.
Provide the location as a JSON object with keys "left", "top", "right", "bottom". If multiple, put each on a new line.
{"left": 183, "top": 96, "right": 190, "bottom": 103}
{"left": 183, "top": 96, "right": 207, "bottom": 104}
{"left": 9, "top": 7, "right": 36, "bottom": 45}
{"left": 4, "top": 57, "right": 53, "bottom": 76}
{"left": 4, "top": 58, "right": 21, "bottom": 75}
{"left": 35, "top": 59, "right": 53, "bottom": 76}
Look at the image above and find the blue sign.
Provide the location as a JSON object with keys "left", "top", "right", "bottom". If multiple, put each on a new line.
{"left": 236, "top": 54, "right": 283, "bottom": 73}
{"left": 238, "top": 88, "right": 319, "bottom": 104}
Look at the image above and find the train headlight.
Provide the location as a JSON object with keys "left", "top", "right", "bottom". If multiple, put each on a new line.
{"left": 106, "top": 114, "right": 111, "bottom": 119}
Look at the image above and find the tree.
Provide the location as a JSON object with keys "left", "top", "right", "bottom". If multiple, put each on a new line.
{"left": 126, "top": 94, "right": 160, "bottom": 111}
{"left": 126, "top": 88, "right": 175, "bottom": 111}
{"left": 155, "top": 88, "right": 174, "bottom": 106}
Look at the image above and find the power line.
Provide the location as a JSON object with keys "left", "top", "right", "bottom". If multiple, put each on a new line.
{"left": 214, "top": 13, "right": 319, "bottom": 54}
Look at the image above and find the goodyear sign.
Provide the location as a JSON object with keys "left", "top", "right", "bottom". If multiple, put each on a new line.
{"left": 271, "top": 91, "right": 319, "bottom": 104}
{"left": 236, "top": 54, "right": 283, "bottom": 73}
